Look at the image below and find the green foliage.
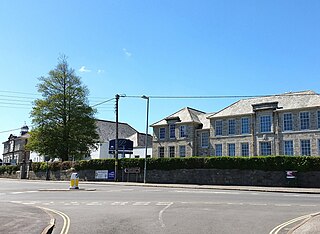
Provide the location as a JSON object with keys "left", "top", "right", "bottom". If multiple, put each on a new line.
{"left": 0, "top": 165, "right": 19, "bottom": 174}
{"left": 27, "top": 55, "right": 99, "bottom": 161}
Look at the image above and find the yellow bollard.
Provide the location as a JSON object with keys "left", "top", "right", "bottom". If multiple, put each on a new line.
{"left": 70, "top": 172, "right": 79, "bottom": 189}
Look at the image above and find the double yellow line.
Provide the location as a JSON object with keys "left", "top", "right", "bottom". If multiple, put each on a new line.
{"left": 38, "top": 206, "right": 71, "bottom": 234}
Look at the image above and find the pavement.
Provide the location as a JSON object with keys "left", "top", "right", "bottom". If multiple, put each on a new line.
{"left": 4, "top": 181, "right": 320, "bottom": 233}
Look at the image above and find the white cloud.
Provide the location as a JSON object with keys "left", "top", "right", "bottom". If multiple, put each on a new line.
{"left": 123, "top": 48, "right": 132, "bottom": 58}
{"left": 97, "top": 69, "right": 105, "bottom": 74}
{"left": 79, "top": 66, "right": 91, "bottom": 73}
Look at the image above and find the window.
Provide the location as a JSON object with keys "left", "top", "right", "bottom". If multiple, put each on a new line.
{"left": 241, "top": 142, "right": 249, "bottom": 156}
{"left": 135, "top": 155, "right": 140, "bottom": 158}
{"left": 301, "top": 140, "right": 311, "bottom": 156}
{"left": 260, "top": 115, "right": 272, "bottom": 133}
{"left": 284, "top": 140, "right": 294, "bottom": 156}
{"left": 260, "top": 142, "right": 271, "bottom": 156}
{"left": 300, "top": 112, "right": 310, "bottom": 130}
{"left": 169, "top": 146, "right": 175, "bottom": 157}
{"left": 159, "top": 128, "right": 166, "bottom": 140}
{"left": 180, "top": 125, "right": 187, "bottom": 138}
{"left": 228, "top": 143, "right": 235, "bottom": 156}
{"left": 215, "top": 144, "right": 222, "bottom": 156}
{"left": 201, "top": 132, "right": 209, "bottom": 148}
{"left": 169, "top": 124, "right": 176, "bottom": 139}
{"left": 228, "top": 119, "right": 236, "bottom": 135}
{"left": 215, "top": 120, "right": 223, "bottom": 136}
{"left": 283, "top": 113, "right": 293, "bottom": 131}
{"left": 318, "top": 111, "right": 320, "bottom": 129}
{"left": 158, "top": 147, "right": 164, "bottom": 158}
{"left": 241, "top": 117, "right": 250, "bottom": 134}
{"left": 179, "top": 145, "right": 186, "bottom": 157}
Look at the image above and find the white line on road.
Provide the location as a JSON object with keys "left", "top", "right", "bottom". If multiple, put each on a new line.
{"left": 133, "top": 202, "right": 151, "bottom": 206}
{"left": 111, "top": 201, "right": 129, "bottom": 206}
{"left": 159, "top": 202, "right": 173, "bottom": 228}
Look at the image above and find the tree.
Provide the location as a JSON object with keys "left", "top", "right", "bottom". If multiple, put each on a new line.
{"left": 28, "top": 56, "right": 99, "bottom": 161}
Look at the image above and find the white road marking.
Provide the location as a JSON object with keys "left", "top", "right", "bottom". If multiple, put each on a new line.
{"left": 174, "top": 190, "right": 240, "bottom": 194}
{"left": 156, "top": 202, "right": 173, "bottom": 206}
{"left": 274, "top": 204, "right": 292, "bottom": 207}
{"left": 159, "top": 202, "right": 173, "bottom": 228}
{"left": 133, "top": 202, "right": 151, "bottom": 206}
{"left": 10, "top": 191, "right": 39, "bottom": 195}
{"left": 111, "top": 201, "right": 129, "bottom": 206}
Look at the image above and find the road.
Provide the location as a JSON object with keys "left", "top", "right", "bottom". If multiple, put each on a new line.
{"left": 1, "top": 179, "right": 320, "bottom": 234}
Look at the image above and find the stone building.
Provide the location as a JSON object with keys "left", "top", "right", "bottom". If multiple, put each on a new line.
{"left": 2, "top": 125, "right": 30, "bottom": 164}
{"left": 208, "top": 90, "right": 320, "bottom": 156}
{"left": 151, "top": 107, "right": 211, "bottom": 157}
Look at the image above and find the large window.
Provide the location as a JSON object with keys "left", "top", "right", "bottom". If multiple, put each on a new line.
{"left": 228, "top": 119, "right": 236, "bottom": 135}
{"left": 159, "top": 128, "right": 166, "bottom": 140}
{"left": 301, "top": 140, "right": 311, "bottom": 156}
{"left": 228, "top": 143, "right": 235, "bottom": 156}
{"left": 180, "top": 125, "right": 187, "bottom": 138}
{"left": 300, "top": 112, "right": 310, "bottom": 130}
{"left": 215, "top": 120, "right": 223, "bottom": 136}
{"left": 283, "top": 113, "right": 293, "bottom": 131}
{"left": 260, "top": 115, "right": 272, "bottom": 133}
{"left": 215, "top": 144, "right": 222, "bottom": 156}
{"left": 158, "top": 147, "right": 164, "bottom": 158}
{"left": 169, "top": 146, "right": 175, "bottom": 157}
{"left": 169, "top": 124, "right": 176, "bottom": 139}
{"left": 201, "top": 132, "right": 209, "bottom": 148}
{"left": 241, "top": 142, "right": 249, "bottom": 156}
{"left": 179, "top": 145, "right": 186, "bottom": 157}
{"left": 260, "top": 142, "right": 271, "bottom": 156}
{"left": 284, "top": 140, "right": 294, "bottom": 156}
{"left": 241, "top": 117, "right": 250, "bottom": 134}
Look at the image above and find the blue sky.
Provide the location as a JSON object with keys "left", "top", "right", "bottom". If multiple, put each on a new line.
{"left": 1, "top": 1, "right": 320, "bottom": 157}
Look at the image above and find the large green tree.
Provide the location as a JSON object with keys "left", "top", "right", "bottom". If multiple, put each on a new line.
{"left": 28, "top": 56, "right": 99, "bottom": 161}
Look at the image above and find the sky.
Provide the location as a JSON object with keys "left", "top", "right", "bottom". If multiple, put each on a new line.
{"left": 1, "top": 0, "right": 320, "bottom": 158}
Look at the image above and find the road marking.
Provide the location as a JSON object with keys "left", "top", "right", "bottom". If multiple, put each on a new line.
{"left": 269, "top": 212, "right": 320, "bottom": 234}
{"left": 38, "top": 206, "right": 71, "bottom": 234}
{"left": 248, "top": 203, "right": 268, "bottom": 206}
{"left": 174, "top": 190, "right": 240, "bottom": 194}
{"left": 156, "top": 202, "right": 173, "bottom": 206}
{"left": 10, "top": 191, "right": 39, "bottom": 195}
{"left": 274, "top": 204, "right": 292, "bottom": 207}
{"left": 133, "top": 202, "right": 151, "bottom": 206}
{"left": 111, "top": 201, "right": 129, "bottom": 206}
{"left": 159, "top": 202, "right": 173, "bottom": 228}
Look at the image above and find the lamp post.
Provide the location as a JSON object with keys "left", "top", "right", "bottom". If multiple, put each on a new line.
{"left": 141, "top": 95, "right": 149, "bottom": 183}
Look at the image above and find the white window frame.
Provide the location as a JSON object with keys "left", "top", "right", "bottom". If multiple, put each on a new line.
{"left": 260, "top": 141, "right": 272, "bottom": 156}
{"left": 283, "top": 113, "right": 293, "bottom": 132}
{"left": 260, "top": 115, "right": 272, "bottom": 133}
{"left": 180, "top": 125, "right": 187, "bottom": 138}
{"left": 201, "top": 132, "right": 209, "bottom": 148}
{"left": 215, "top": 120, "right": 223, "bottom": 136}
{"left": 169, "top": 146, "right": 175, "bottom": 157}
{"left": 228, "top": 143, "right": 235, "bottom": 156}
{"left": 241, "top": 117, "right": 250, "bottom": 135}
{"left": 169, "top": 124, "right": 176, "bottom": 139}
{"left": 215, "top": 144, "right": 222, "bottom": 156}
{"left": 228, "top": 119, "right": 236, "bottom": 135}
{"left": 179, "top": 145, "right": 186, "bottom": 157}
{"left": 159, "top": 127, "right": 166, "bottom": 140}
{"left": 300, "top": 112, "right": 310, "bottom": 130}
{"left": 158, "top": 147, "right": 164, "bottom": 158}
{"left": 301, "top": 139, "right": 311, "bottom": 156}
{"left": 241, "top": 142, "right": 249, "bottom": 156}
{"left": 284, "top": 140, "right": 294, "bottom": 156}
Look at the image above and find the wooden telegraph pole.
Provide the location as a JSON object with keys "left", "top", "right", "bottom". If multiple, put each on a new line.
{"left": 114, "top": 94, "right": 119, "bottom": 182}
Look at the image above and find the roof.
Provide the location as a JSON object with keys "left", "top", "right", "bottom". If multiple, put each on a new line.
{"left": 151, "top": 107, "right": 211, "bottom": 129}
{"left": 209, "top": 90, "right": 320, "bottom": 118}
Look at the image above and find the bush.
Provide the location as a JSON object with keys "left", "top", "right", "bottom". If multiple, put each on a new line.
{"left": 0, "top": 165, "right": 19, "bottom": 174}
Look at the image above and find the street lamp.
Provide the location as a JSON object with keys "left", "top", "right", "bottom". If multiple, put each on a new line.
{"left": 141, "top": 95, "right": 149, "bottom": 183}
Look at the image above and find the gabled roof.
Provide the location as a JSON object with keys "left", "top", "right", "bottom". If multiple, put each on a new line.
{"left": 208, "top": 90, "right": 320, "bottom": 118}
{"left": 151, "top": 107, "right": 211, "bottom": 129}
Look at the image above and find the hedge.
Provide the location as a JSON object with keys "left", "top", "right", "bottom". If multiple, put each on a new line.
{"left": 29, "top": 156, "right": 320, "bottom": 173}
{"left": 0, "top": 165, "right": 20, "bottom": 174}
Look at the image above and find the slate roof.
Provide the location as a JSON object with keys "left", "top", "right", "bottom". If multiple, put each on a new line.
{"left": 209, "top": 90, "right": 320, "bottom": 118}
{"left": 151, "top": 107, "right": 211, "bottom": 129}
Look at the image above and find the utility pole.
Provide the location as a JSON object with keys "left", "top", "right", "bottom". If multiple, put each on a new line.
{"left": 115, "top": 94, "right": 119, "bottom": 182}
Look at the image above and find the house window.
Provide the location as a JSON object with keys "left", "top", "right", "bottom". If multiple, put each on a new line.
{"left": 135, "top": 155, "right": 140, "bottom": 158}
{"left": 180, "top": 125, "right": 187, "bottom": 138}
{"left": 215, "top": 120, "right": 223, "bottom": 136}
{"left": 169, "top": 124, "right": 176, "bottom": 139}
{"left": 260, "top": 115, "right": 272, "bottom": 133}
{"left": 301, "top": 140, "right": 311, "bottom": 156}
{"left": 169, "top": 146, "right": 175, "bottom": 157}
{"left": 158, "top": 147, "right": 164, "bottom": 158}
{"left": 318, "top": 111, "right": 320, "bottom": 129}
{"left": 284, "top": 140, "right": 294, "bottom": 156}
{"left": 241, "top": 142, "right": 249, "bottom": 156}
{"left": 300, "top": 112, "right": 310, "bottom": 130}
{"left": 201, "top": 132, "right": 209, "bottom": 148}
{"left": 215, "top": 144, "right": 222, "bottom": 156}
{"left": 283, "top": 113, "right": 293, "bottom": 131}
{"left": 260, "top": 142, "right": 271, "bottom": 156}
{"left": 228, "top": 119, "right": 236, "bottom": 135}
{"left": 228, "top": 143, "right": 235, "bottom": 156}
{"left": 241, "top": 117, "right": 250, "bottom": 134}
{"left": 179, "top": 145, "right": 186, "bottom": 157}
{"left": 159, "top": 128, "right": 166, "bottom": 140}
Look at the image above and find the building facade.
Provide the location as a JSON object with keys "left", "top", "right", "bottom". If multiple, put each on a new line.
{"left": 151, "top": 107, "right": 211, "bottom": 158}
{"left": 151, "top": 91, "right": 320, "bottom": 157}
